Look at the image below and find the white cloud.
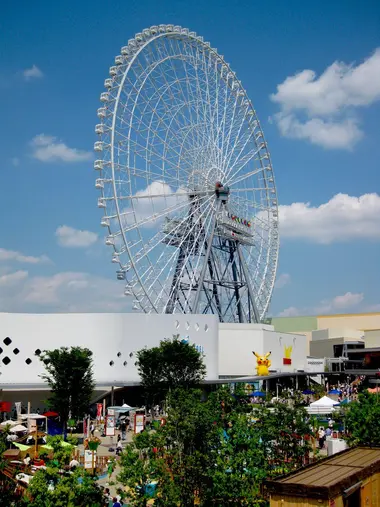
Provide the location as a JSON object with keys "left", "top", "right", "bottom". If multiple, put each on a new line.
{"left": 275, "top": 114, "right": 362, "bottom": 150}
{"left": 275, "top": 273, "right": 291, "bottom": 289}
{"left": 55, "top": 225, "right": 98, "bottom": 248}
{"left": 23, "top": 65, "right": 44, "bottom": 81}
{"left": 0, "top": 271, "right": 129, "bottom": 313}
{"left": 279, "top": 193, "right": 380, "bottom": 244}
{"left": 271, "top": 48, "right": 380, "bottom": 149}
{"left": 332, "top": 292, "right": 364, "bottom": 309}
{"left": 278, "top": 291, "right": 364, "bottom": 317}
{"left": 0, "top": 270, "right": 28, "bottom": 287}
{"left": 30, "top": 134, "right": 92, "bottom": 163}
{"left": 118, "top": 180, "right": 188, "bottom": 231}
{"left": 0, "top": 247, "right": 50, "bottom": 264}
{"left": 278, "top": 306, "right": 300, "bottom": 317}
{"left": 367, "top": 304, "right": 380, "bottom": 312}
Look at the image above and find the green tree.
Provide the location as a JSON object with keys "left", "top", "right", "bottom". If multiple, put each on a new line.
{"left": 344, "top": 391, "right": 380, "bottom": 446}
{"left": 118, "top": 431, "right": 173, "bottom": 507}
{"left": 119, "top": 387, "right": 272, "bottom": 507}
{"left": 136, "top": 335, "right": 206, "bottom": 406}
{"left": 25, "top": 467, "right": 103, "bottom": 507}
{"left": 39, "top": 347, "right": 95, "bottom": 431}
{"left": 254, "top": 401, "right": 312, "bottom": 475}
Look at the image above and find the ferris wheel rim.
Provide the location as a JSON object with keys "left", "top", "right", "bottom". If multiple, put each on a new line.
{"left": 95, "top": 24, "right": 279, "bottom": 320}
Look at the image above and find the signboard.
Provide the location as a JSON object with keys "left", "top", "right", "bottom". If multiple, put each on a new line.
{"left": 105, "top": 415, "right": 115, "bottom": 436}
{"left": 84, "top": 450, "right": 96, "bottom": 470}
{"left": 369, "top": 379, "right": 380, "bottom": 384}
{"left": 134, "top": 413, "right": 145, "bottom": 434}
{"left": 29, "top": 419, "right": 37, "bottom": 433}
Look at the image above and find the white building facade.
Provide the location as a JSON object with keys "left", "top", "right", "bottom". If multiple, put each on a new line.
{"left": 0, "top": 313, "right": 219, "bottom": 387}
{"left": 0, "top": 312, "right": 309, "bottom": 390}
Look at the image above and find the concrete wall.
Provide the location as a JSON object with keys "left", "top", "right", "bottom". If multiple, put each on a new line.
{"left": 310, "top": 337, "right": 344, "bottom": 358}
{"left": 365, "top": 330, "right": 380, "bottom": 348}
{"left": 0, "top": 313, "right": 219, "bottom": 386}
{"left": 312, "top": 328, "right": 364, "bottom": 341}
{"left": 317, "top": 313, "right": 380, "bottom": 331}
{"left": 218, "top": 324, "right": 307, "bottom": 376}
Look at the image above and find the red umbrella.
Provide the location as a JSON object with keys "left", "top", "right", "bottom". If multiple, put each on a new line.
{"left": 43, "top": 411, "right": 59, "bottom": 417}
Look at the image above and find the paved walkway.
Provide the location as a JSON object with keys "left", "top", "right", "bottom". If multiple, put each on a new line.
{"left": 76, "top": 429, "right": 133, "bottom": 500}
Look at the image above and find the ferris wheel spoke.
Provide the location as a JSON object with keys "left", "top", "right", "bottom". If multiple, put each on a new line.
{"left": 148, "top": 197, "right": 216, "bottom": 309}
{"left": 96, "top": 26, "right": 278, "bottom": 321}
{"left": 227, "top": 167, "right": 266, "bottom": 188}
{"left": 133, "top": 56, "right": 199, "bottom": 152}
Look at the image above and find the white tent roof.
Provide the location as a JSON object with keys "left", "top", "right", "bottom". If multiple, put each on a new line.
{"left": 10, "top": 424, "right": 28, "bottom": 433}
{"left": 0, "top": 419, "right": 18, "bottom": 427}
{"left": 20, "top": 414, "right": 46, "bottom": 420}
{"left": 309, "top": 396, "right": 337, "bottom": 407}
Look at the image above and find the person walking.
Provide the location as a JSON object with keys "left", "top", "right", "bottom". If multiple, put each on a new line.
{"left": 116, "top": 435, "right": 123, "bottom": 456}
{"left": 318, "top": 427, "right": 326, "bottom": 450}
{"left": 107, "top": 459, "right": 115, "bottom": 480}
{"left": 120, "top": 420, "right": 126, "bottom": 440}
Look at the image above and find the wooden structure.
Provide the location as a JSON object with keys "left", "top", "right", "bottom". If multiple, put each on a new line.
{"left": 265, "top": 447, "right": 380, "bottom": 507}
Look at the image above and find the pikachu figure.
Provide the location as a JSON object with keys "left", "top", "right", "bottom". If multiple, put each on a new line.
{"left": 252, "top": 351, "right": 271, "bottom": 376}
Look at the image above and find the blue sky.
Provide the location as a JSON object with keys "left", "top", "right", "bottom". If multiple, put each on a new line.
{"left": 1, "top": 0, "right": 379, "bottom": 316}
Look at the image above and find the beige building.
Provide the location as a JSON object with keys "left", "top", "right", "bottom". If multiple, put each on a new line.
{"left": 365, "top": 329, "right": 380, "bottom": 348}
{"left": 309, "top": 328, "right": 364, "bottom": 358}
{"left": 269, "top": 312, "right": 380, "bottom": 357}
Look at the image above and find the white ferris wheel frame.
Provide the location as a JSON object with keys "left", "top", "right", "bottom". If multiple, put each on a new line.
{"left": 94, "top": 24, "right": 279, "bottom": 322}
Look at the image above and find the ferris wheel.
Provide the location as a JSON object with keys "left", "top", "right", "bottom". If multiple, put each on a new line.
{"left": 94, "top": 25, "right": 279, "bottom": 323}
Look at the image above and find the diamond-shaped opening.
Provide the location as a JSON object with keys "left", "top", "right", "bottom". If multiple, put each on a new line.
{"left": 3, "top": 337, "right": 12, "bottom": 346}
{"left": 186, "top": 321, "right": 190, "bottom": 330}
{"left": 123, "top": 361, "right": 127, "bottom": 367}
{"left": 0, "top": 347, "right": 3, "bottom": 354}
{"left": 13, "top": 348, "right": 20, "bottom": 355}
{"left": 25, "top": 358, "right": 32, "bottom": 365}
{"left": 2, "top": 356, "right": 11, "bottom": 365}
{"left": 195, "top": 323, "right": 199, "bottom": 331}
{"left": 129, "top": 352, "right": 133, "bottom": 358}
{"left": 134, "top": 361, "right": 138, "bottom": 367}
{"left": 117, "top": 352, "right": 121, "bottom": 357}
{"left": 204, "top": 324, "right": 209, "bottom": 332}
{"left": 35, "top": 349, "right": 41, "bottom": 356}
{"left": 175, "top": 320, "right": 180, "bottom": 329}
{"left": 109, "top": 361, "right": 114, "bottom": 366}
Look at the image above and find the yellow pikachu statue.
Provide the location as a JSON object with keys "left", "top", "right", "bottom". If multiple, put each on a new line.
{"left": 252, "top": 351, "right": 271, "bottom": 376}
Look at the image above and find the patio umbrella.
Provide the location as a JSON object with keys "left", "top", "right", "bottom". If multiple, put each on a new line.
{"left": 302, "top": 389, "right": 315, "bottom": 395}
{"left": 328, "top": 389, "right": 341, "bottom": 395}
{"left": 251, "top": 391, "right": 266, "bottom": 397}
{"left": 9, "top": 424, "right": 28, "bottom": 433}
{"left": 43, "top": 411, "right": 59, "bottom": 417}
{"left": 13, "top": 442, "right": 31, "bottom": 452}
{"left": 40, "top": 440, "right": 74, "bottom": 451}
{"left": 0, "top": 420, "right": 18, "bottom": 427}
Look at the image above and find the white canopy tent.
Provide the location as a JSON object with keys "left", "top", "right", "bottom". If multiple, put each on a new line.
{"left": 307, "top": 396, "right": 337, "bottom": 415}
{"left": 9, "top": 424, "right": 28, "bottom": 433}
{"left": 107, "top": 404, "right": 134, "bottom": 413}
{"left": 0, "top": 419, "right": 18, "bottom": 427}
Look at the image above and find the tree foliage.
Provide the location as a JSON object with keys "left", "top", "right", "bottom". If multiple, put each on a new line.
{"left": 25, "top": 467, "right": 103, "bottom": 507}
{"left": 39, "top": 347, "right": 95, "bottom": 429}
{"left": 136, "top": 335, "right": 206, "bottom": 405}
{"left": 23, "top": 436, "right": 103, "bottom": 507}
{"left": 344, "top": 391, "right": 380, "bottom": 446}
{"left": 253, "top": 401, "right": 313, "bottom": 475}
{"left": 118, "top": 386, "right": 311, "bottom": 506}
